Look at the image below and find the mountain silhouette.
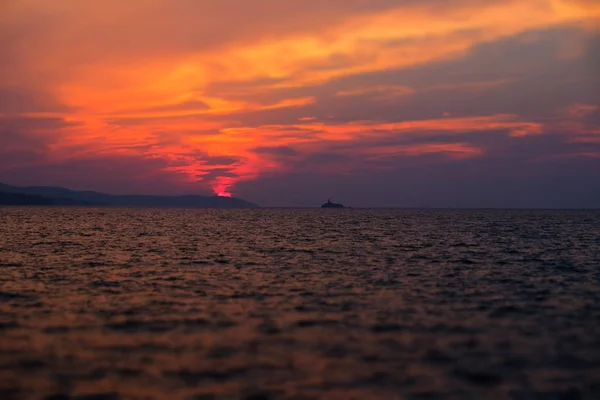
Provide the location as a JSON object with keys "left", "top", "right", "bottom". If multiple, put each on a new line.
{"left": 0, "top": 183, "right": 257, "bottom": 208}
{"left": 0, "top": 191, "right": 90, "bottom": 206}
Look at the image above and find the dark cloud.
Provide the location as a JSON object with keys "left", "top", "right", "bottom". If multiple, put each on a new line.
{"left": 200, "top": 155, "right": 240, "bottom": 166}
{"left": 0, "top": 88, "right": 73, "bottom": 113}
{"left": 251, "top": 146, "right": 299, "bottom": 157}
{"left": 199, "top": 168, "right": 238, "bottom": 183}
{"left": 0, "top": 116, "right": 81, "bottom": 171}
{"left": 0, "top": 116, "right": 81, "bottom": 131}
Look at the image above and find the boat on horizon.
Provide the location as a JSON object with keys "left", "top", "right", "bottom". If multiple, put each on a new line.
{"left": 321, "top": 199, "right": 345, "bottom": 208}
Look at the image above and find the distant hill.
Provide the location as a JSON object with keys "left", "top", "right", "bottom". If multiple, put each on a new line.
{"left": 0, "top": 191, "right": 89, "bottom": 206}
{"left": 0, "top": 183, "right": 257, "bottom": 208}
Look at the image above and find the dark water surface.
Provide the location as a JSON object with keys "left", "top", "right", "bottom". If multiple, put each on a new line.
{"left": 1, "top": 208, "right": 599, "bottom": 400}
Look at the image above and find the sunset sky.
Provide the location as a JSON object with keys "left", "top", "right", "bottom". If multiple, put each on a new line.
{"left": 1, "top": 0, "right": 599, "bottom": 207}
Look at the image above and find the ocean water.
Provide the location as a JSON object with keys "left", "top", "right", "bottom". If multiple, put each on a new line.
{"left": 0, "top": 208, "right": 599, "bottom": 400}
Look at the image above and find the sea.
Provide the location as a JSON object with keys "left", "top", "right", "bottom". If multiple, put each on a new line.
{"left": 0, "top": 208, "right": 599, "bottom": 400}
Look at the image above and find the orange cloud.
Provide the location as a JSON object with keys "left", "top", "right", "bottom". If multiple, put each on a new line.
{"left": 1, "top": 0, "right": 598, "bottom": 196}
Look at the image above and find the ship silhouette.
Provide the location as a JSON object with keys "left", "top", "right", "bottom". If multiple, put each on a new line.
{"left": 321, "top": 199, "right": 344, "bottom": 208}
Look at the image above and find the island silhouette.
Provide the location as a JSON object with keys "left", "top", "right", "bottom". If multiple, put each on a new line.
{"left": 321, "top": 199, "right": 345, "bottom": 208}
{"left": 0, "top": 182, "right": 257, "bottom": 208}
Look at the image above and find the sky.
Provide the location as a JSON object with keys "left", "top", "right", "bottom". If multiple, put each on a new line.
{"left": 1, "top": 0, "right": 599, "bottom": 208}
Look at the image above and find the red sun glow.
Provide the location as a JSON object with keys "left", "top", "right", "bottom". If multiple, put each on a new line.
{"left": 217, "top": 191, "right": 232, "bottom": 198}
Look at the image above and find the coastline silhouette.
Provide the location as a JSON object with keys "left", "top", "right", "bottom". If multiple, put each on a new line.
{"left": 0, "top": 182, "right": 257, "bottom": 208}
